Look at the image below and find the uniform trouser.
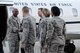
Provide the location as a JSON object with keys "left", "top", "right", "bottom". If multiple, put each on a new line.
{"left": 25, "top": 44, "right": 34, "bottom": 53}
{"left": 21, "top": 48, "right": 25, "bottom": 53}
{"left": 8, "top": 40, "right": 19, "bottom": 53}
{"left": 58, "top": 45, "right": 64, "bottom": 53}
{"left": 58, "top": 36, "right": 65, "bottom": 53}
{"left": 42, "top": 43, "right": 58, "bottom": 53}
{"left": 49, "top": 43, "right": 59, "bottom": 53}
{"left": 41, "top": 46, "right": 46, "bottom": 53}
{"left": 0, "top": 42, "right": 4, "bottom": 53}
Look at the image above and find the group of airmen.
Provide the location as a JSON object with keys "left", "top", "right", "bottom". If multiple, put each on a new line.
{"left": 7, "top": 6, "right": 66, "bottom": 53}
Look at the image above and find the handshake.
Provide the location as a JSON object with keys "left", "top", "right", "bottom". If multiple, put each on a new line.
{"left": 41, "top": 44, "right": 48, "bottom": 53}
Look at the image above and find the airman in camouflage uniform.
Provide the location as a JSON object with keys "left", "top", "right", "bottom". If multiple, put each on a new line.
{"left": 46, "top": 16, "right": 66, "bottom": 53}
{"left": 38, "top": 8, "right": 50, "bottom": 53}
{"left": 21, "top": 6, "right": 36, "bottom": 53}
{"left": 7, "top": 8, "right": 20, "bottom": 53}
{"left": 40, "top": 18, "right": 49, "bottom": 53}
{"left": 37, "top": 8, "right": 44, "bottom": 39}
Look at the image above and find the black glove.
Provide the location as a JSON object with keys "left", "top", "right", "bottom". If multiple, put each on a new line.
{"left": 21, "top": 48, "right": 25, "bottom": 53}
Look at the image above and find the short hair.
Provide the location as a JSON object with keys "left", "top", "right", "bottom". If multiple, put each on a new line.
{"left": 38, "top": 8, "right": 43, "bottom": 11}
{"left": 42, "top": 8, "right": 50, "bottom": 17}
{"left": 22, "top": 6, "right": 29, "bottom": 13}
{"left": 51, "top": 6, "right": 60, "bottom": 16}
{"left": 12, "top": 8, "right": 18, "bottom": 13}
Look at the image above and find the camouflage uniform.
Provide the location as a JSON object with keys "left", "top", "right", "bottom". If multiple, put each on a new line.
{"left": 53, "top": 17, "right": 66, "bottom": 53}
{"left": 46, "top": 16, "right": 66, "bottom": 53}
{"left": 7, "top": 16, "right": 20, "bottom": 53}
{"left": 39, "top": 18, "right": 49, "bottom": 53}
{"left": 40, "top": 16, "right": 66, "bottom": 53}
{"left": 37, "top": 18, "right": 43, "bottom": 39}
{"left": 21, "top": 15, "right": 36, "bottom": 53}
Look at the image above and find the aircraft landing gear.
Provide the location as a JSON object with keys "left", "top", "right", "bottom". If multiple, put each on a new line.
{"left": 64, "top": 40, "right": 76, "bottom": 53}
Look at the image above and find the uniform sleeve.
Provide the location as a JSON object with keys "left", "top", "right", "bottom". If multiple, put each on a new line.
{"left": 21, "top": 19, "right": 29, "bottom": 44}
{"left": 7, "top": 18, "right": 18, "bottom": 33}
{"left": 37, "top": 23, "right": 41, "bottom": 39}
{"left": 18, "top": 18, "right": 21, "bottom": 31}
{"left": 46, "top": 21, "right": 54, "bottom": 45}
{"left": 40, "top": 20, "right": 47, "bottom": 46}
{"left": 63, "top": 23, "right": 67, "bottom": 39}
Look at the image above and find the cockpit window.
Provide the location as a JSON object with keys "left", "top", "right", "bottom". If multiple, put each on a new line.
{"left": 72, "top": 8, "right": 78, "bottom": 17}
{"left": 60, "top": 8, "right": 63, "bottom": 17}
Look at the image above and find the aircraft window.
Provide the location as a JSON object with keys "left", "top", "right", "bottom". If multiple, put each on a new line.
{"left": 72, "top": 8, "right": 78, "bottom": 17}
{"left": 60, "top": 8, "right": 63, "bottom": 17}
